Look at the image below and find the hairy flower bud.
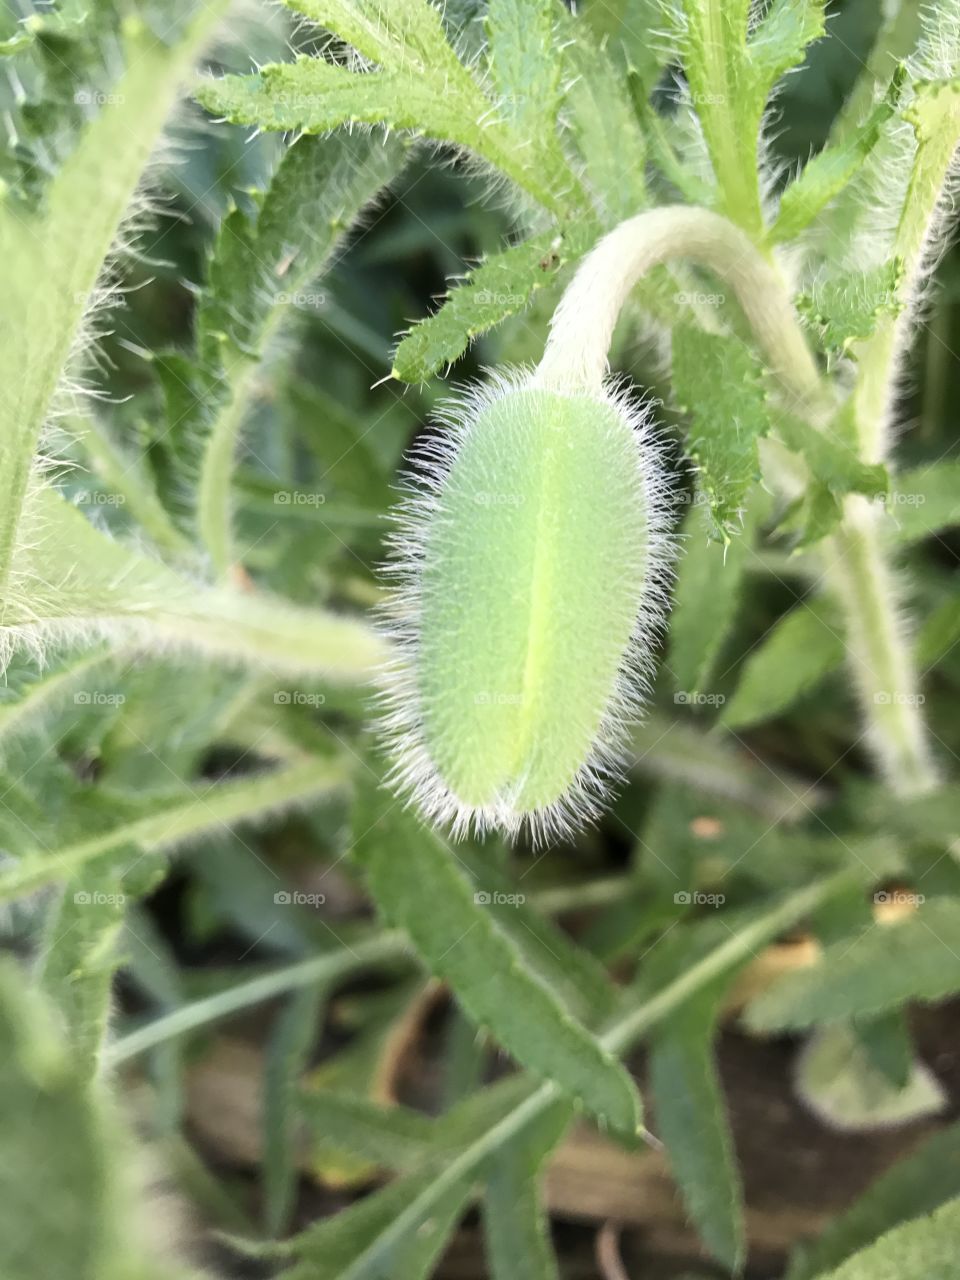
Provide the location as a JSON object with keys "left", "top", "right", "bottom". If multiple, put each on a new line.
{"left": 379, "top": 372, "right": 671, "bottom": 841}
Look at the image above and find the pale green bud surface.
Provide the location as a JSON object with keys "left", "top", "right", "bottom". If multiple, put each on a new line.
{"left": 382, "top": 377, "right": 668, "bottom": 840}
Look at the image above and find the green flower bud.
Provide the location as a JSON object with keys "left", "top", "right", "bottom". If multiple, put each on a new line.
{"left": 380, "top": 371, "right": 671, "bottom": 840}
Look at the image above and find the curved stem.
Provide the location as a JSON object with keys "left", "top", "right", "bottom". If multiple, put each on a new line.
{"left": 827, "top": 498, "right": 938, "bottom": 794}
{"left": 535, "top": 206, "right": 820, "bottom": 405}
{"left": 534, "top": 204, "right": 938, "bottom": 798}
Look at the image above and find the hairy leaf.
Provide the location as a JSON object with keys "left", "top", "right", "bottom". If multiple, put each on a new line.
{"left": 770, "top": 68, "right": 904, "bottom": 243}
{"left": 0, "top": 758, "right": 347, "bottom": 903}
{"left": 353, "top": 776, "right": 643, "bottom": 1136}
{"left": 804, "top": 1196, "right": 960, "bottom": 1280}
{"left": 392, "top": 226, "right": 594, "bottom": 382}
{"left": 669, "top": 496, "right": 764, "bottom": 695}
{"left": 721, "top": 602, "right": 846, "bottom": 729}
{"left": 672, "top": 328, "right": 771, "bottom": 538}
{"left": 746, "top": 899, "right": 960, "bottom": 1030}
{"left": 884, "top": 461, "right": 960, "bottom": 544}
{"left": 786, "top": 1122, "right": 960, "bottom": 1280}
{"left": 797, "top": 262, "right": 903, "bottom": 354}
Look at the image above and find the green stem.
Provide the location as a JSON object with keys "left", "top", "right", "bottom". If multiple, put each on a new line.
{"left": 827, "top": 499, "right": 938, "bottom": 795}
{"left": 852, "top": 82, "right": 960, "bottom": 463}
{"left": 106, "top": 874, "right": 636, "bottom": 1065}
{"left": 197, "top": 348, "right": 259, "bottom": 577}
{"left": 334, "top": 871, "right": 854, "bottom": 1280}
{"left": 0, "top": 4, "right": 231, "bottom": 612}
{"left": 106, "top": 931, "right": 407, "bottom": 1066}
{"left": 79, "top": 415, "right": 193, "bottom": 560}
{"left": 536, "top": 205, "right": 821, "bottom": 403}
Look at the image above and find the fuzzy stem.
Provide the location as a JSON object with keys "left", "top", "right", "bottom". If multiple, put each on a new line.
{"left": 535, "top": 206, "right": 820, "bottom": 404}
{"left": 827, "top": 498, "right": 937, "bottom": 795}
{"left": 536, "top": 204, "right": 938, "bottom": 797}
{"left": 78, "top": 414, "right": 194, "bottom": 561}
{"left": 106, "top": 873, "right": 634, "bottom": 1064}
{"left": 197, "top": 347, "right": 259, "bottom": 577}
{"left": 852, "top": 84, "right": 960, "bottom": 463}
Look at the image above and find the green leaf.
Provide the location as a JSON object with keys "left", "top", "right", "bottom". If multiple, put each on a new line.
{"left": 797, "top": 262, "right": 904, "bottom": 354}
{"left": 770, "top": 68, "right": 904, "bottom": 243}
{"left": 197, "top": 40, "right": 580, "bottom": 217}
{"left": 0, "top": 961, "right": 113, "bottom": 1279}
{"left": 0, "top": 758, "right": 347, "bottom": 903}
{"left": 855, "top": 1009, "right": 912, "bottom": 1091}
{"left": 677, "top": 0, "right": 825, "bottom": 235}
{"left": 450, "top": 843, "right": 619, "bottom": 1025}
{"left": 483, "top": 1105, "right": 570, "bottom": 1280}
{"left": 581, "top": 0, "right": 672, "bottom": 94}
{"left": 300, "top": 1090, "right": 438, "bottom": 1172}
{"left": 0, "top": 648, "right": 109, "bottom": 754}
{"left": 0, "top": 0, "right": 232, "bottom": 610}
{"left": 805, "top": 1196, "right": 960, "bottom": 1280}
{"left": 745, "top": 899, "right": 960, "bottom": 1031}
{"left": 4, "top": 487, "right": 385, "bottom": 677}
{"left": 276, "top": 873, "right": 854, "bottom": 1280}
{"left": 672, "top": 328, "right": 771, "bottom": 538}
{"left": 648, "top": 994, "right": 744, "bottom": 1269}
{"left": 775, "top": 413, "right": 889, "bottom": 502}
{"left": 557, "top": 15, "right": 649, "bottom": 223}
{"left": 281, "top": 1163, "right": 472, "bottom": 1280}
{"left": 35, "top": 869, "right": 131, "bottom": 1081}
{"left": 795, "top": 1021, "right": 946, "bottom": 1132}
{"left": 352, "top": 775, "right": 643, "bottom": 1136}
{"left": 669, "top": 495, "right": 764, "bottom": 694}
{"left": 884, "top": 461, "right": 960, "bottom": 544}
{"left": 283, "top": 0, "right": 462, "bottom": 69}
{"left": 485, "top": 0, "right": 560, "bottom": 133}
{"left": 918, "top": 595, "right": 960, "bottom": 667}
{"left": 194, "top": 132, "right": 406, "bottom": 572}
{"left": 392, "top": 225, "right": 594, "bottom": 383}
{"left": 786, "top": 1122, "right": 960, "bottom": 1280}
{"left": 263, "top": 986, "right": 328, "bottom": 1237}
{"left": 0, "top": 960, "right": 185, "bottom": 1280}
{"left": 721, "top": 601, "right": 846, "bottom": 729}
